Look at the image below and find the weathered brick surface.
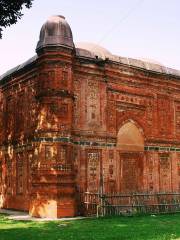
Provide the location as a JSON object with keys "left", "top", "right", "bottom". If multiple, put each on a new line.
{"left": 0, "top": 43, "right": 180, "bottom": 217}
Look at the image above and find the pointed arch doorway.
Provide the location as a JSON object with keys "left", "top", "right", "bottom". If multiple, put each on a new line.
{"left": 117, "top": 121, "right": 144, "bottom": 193}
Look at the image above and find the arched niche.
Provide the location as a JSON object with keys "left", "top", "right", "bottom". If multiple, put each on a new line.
{"left": 117, "top": 121, "right": 144, "bottom": 151}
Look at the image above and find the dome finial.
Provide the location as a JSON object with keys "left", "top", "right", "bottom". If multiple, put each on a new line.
{"left": 57, "top": 15, "right": 65, "bottom": 19}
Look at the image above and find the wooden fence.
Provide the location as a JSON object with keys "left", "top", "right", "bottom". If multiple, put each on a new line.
{"left": 80, "top": 192, "right": 180, "bottom": 217}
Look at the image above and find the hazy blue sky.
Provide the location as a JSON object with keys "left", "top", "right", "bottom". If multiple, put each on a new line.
{"left": 0, "top": 0, "right": 180, "bottom": 74}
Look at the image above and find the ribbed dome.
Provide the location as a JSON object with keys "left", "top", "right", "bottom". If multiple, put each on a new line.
{"left": 75, "top": 42, "right": 112, "bottom": 59}
{"left": 36, "top": 15, "right": 74, "bottom": 51}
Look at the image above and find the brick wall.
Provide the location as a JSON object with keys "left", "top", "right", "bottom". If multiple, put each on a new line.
{"left": 1, "top": 47, "right": 180, "bottom": 217}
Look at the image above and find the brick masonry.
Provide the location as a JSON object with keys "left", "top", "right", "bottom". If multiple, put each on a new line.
{"left": 1, "top": 17, "right": 180, "bottom": 218}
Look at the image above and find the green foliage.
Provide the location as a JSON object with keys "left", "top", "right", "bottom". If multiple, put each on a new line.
{"left": 0, "top": 0, "right": 33, "bottom": 38}
{"left": 0, "top": 213, "right": 180, "bottom": 240}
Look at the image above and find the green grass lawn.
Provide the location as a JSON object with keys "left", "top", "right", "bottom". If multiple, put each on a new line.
{"left": 0, "top": 213, "right": 180, "bottom": 240}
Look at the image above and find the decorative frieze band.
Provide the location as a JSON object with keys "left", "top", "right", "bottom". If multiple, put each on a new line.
{"left": 1, "top": 137, "right": 180, "bottom": 152}
{"left": 33, "top": 137, "right": 116, "bottom": 147}
{"left": 33, "top": 137, "right": 180, "bottom": 151}
{"left": 144, "top": 146, "right": 180, "bottom": 152}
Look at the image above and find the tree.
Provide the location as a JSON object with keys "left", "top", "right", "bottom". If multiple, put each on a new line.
{"left": 0, "top": 0, "right": 33, "bottom": 38}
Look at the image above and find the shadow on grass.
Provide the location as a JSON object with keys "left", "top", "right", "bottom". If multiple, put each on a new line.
{"left": 0, "top": 214, "right": 180, "bottom": 240}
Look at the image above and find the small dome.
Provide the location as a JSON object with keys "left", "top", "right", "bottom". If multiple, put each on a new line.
{"left": 75, "top": 42, "right": 112, "bottom": 59}
{"left": 36, "top": 15, "right": 74, "bottom": 51}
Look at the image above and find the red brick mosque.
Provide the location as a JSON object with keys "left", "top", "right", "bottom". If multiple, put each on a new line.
{"left": 0, "top": 15, "right": 180, "bottom": 218}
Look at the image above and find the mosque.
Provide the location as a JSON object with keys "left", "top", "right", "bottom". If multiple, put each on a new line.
{"left": 0, "top": 15, "right": 180, "bottom": 218}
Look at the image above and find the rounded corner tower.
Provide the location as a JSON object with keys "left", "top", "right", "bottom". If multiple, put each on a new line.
{"left": 30, "top": 15, "right": 77, "bottom": 219}
{"left": 36, "top": 15, "right": 74, "bottom": 52}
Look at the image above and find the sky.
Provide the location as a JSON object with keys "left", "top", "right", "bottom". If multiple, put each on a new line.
{"left": 0, "top": 0, "right": 180, "bottom": 75}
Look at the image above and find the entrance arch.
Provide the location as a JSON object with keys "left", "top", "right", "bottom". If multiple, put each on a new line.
{"left": 117, "top": 121, "right": 144, "bottom": 151}
{"left": 117, "top": 121, "right": 144, "bottom": 193}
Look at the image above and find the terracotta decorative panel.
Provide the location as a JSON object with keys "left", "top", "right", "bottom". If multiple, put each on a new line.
{"left": 108, "top": 90, "right": 154, "bottom": 135}
{"left": 5, "top": 155, "right": 12, "bottom": 195}
{"left": 107, "top": 100, "right": 116, "bottom": 133}
{"left": 73, "top": 80, "right": 81, "bottom": 126}
{"left": 27, "top": 87, "right": 37, "bottom": 130}
{"left": 39, "top": 71, "right": 55, "bottom": 89}
{"left": 58, "top": 145, "right": 67, "bottom": 164}
{"left": 0, "top": 161, "right": 2, "bottom": 193}
{"left": 86, "top": 80, "right": 100, "bottom": 127}
{"left": 6, "top": 97, "right": 14, "bottom": 137}
{"left": 45, "top": 145, "right": 55, "bottom": 161}
{"left": 109, "top": 150, "right": 114, "bottom": 161}
{"left": 16, "top": 94, "right": 25, "bottom": 133}
{"left": 175, "top": 102, "right": 180, "bottom": 137}
{"left": 87, "top": 150, "right": 101, "bottom": 192}
{"left": 108, "top": 150, "right": 115, "bottom": 180}
{"left": 62, "top": 71, "right": 68, "bottom": 88}
{"left": 177, "top": 153, "right": 180, "bottom": 177}
{"left": 147, "top": 153, "right": 155, "bottom": 191}
{"left": 120, "top": 152, "right": 143, "bottom": 193}
{"left": 159, "top": 153, "right": 171, "bottom": 192}
{"left": 157, "top": 96, "right": 171, "bottom": 136}
{"left": 16, "top": 153, "right": 23, "bottom": 195}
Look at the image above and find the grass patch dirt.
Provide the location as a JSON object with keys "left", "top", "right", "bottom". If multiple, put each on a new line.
{"left": 0, "top": 213, "right": 180, "bottom": 240}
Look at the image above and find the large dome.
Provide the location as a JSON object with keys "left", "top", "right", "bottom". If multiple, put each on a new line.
{"left": 140, "top": 58, "right": 164, "bottom": 66}
{"left": 75, "top": 42, "right": 112, "bottom": 59}
{"left": 36, "top": 15, "right": 74, "bottom": 51}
